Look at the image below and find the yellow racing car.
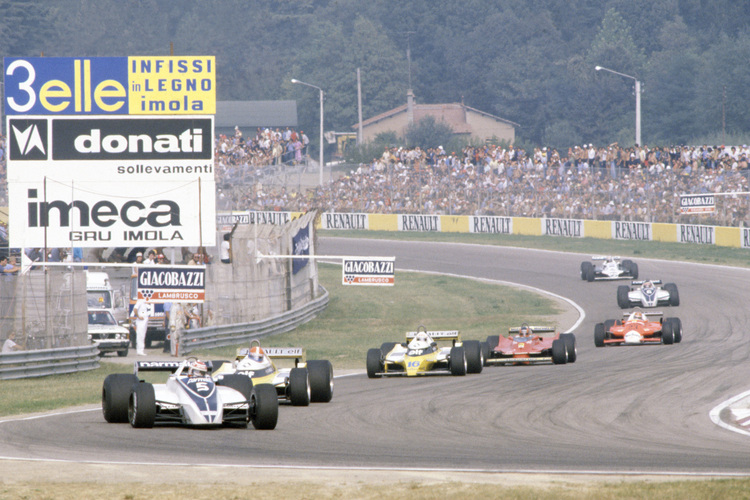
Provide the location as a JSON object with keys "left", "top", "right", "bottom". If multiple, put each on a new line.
{"left": 212, "top": 340, "right": 333, "bottom": 406}
{"left": 366, "top": 326, "right": 484, "bottom": 377}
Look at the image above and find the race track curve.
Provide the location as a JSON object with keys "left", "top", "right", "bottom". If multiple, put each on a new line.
{"left": 1, "top": 236, "right": 749, "bottom": 475}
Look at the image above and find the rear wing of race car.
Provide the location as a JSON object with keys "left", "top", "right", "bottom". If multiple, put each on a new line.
{"left": 405, "top": 330, "right": 461, "bottom": 345}
{"left": 631, "top": 280, "right": 663, "bottom": 285}
{"left": 134, "top": 360, "right": 217, "bottom": 375}
{"left": 508, "top": 326, "right": 556, "bottom": 335}
{"left": 592, "top": 255, "right": 621, "bottom": 261}
{"left": 261, "top": 347, "right": 306, "bottom": 367}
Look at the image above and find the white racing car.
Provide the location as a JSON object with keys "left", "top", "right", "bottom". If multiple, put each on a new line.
{"left": 580, "top": 255, "right": 638, "bottom": 282}
{"left": 102, "top": 358, "right": 278, "bottom": 429}
{"left": 211, "top": 342, "right": 334, "bottom": 406}
{"left": 617, "top": 280, "right": 680, "bottom": 309}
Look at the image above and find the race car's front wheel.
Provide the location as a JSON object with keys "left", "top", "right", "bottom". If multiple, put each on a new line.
{"left": 585, "top": 266, "right": 595, "bottom": 282}
{"left": 129, "top": 382, "right": 156, "bottom": 428}
{"left": 617, "top": 285, "right": 630, "bottom": 309}
{"left": 594, "top": 323, "right": 606, "bottom": 347}
{"left": 218, "top": 374, "right": 254, "bottom": 399}
{"left": 661, "top": 320, "right": 675, "bottom": 345}
{"left": 665, "top": 283, "right": 680, "bottom": 306}
{"left": 102, "top": 373, "right": 139, "bottom": 423}
{"left": 551, "top": 338, "right": 568, "bottom": 364}
{"left": 250, "top": 384, "right": 279, "bottom": 430}
{"left": 366, "top": 348, "right": 383, "bottom": 378}
{"left": 580, "top": 261, "right": 592, "bottom": 280}
{"left": 449, "top": 346, "right": 467, "bottom": 376}
{"left": 463, "top": 341, "right": 484, "bottom": 374}
{"left": 561, "top": 333, "right": 577, "bottom": 362}
{"left": 666, "top": 317, "right": 682, "bottom": 343}
{"left": 307, "top": 360, "right": 334, "bottom": 403}
{"left": 289, "top": 367, "right": 311, "bottom": 406}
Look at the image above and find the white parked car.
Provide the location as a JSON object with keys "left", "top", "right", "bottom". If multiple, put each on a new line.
{"left": 88, "top": 309, "right": 130, "bottom": 357}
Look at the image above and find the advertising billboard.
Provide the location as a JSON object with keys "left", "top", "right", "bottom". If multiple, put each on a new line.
{"left": 4, "top": 56, "right": 215, "bottom": 115}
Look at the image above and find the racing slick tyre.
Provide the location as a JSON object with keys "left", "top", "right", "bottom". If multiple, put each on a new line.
{"left": 449, "top": 346, "right": 467, "bottom": 376}
{"left": 366, "top": 348, "right": 383, "bottom": 378}
{"left": 463, "top": 340, "right": 484, "bottom": 374}
{"left": 307, "top": 360, "right": 334, "bottom": 403}
{"left": 480, "top": 342, "right": 490, "bottom": 366}
{"left": 603, "top": 319, "right": 616, "bottom": 333}
{"left": 102, "top": 374, "right": 139, "bottom": 423}
{"left": 629, "top": 262, "right": 639, "bottom": 279}
{"left": 380, "top": 342, "right": 397, "bottom": 357}
{"left": 661, "top": 320, "right": 675, "bottom": 345}
{"left": 217, "top": 374, "right": 254, "bottom": 400}
{"left": 209, "top": 360, "right": 231, "bottom": 373}
{"left": 128, "top": 382, "right": 156, "bottom": 428}
{"left": 117, "top": 347, "right": 129, "bottom": 357}
{"left": 551, "top": 338, "right": 568, "bottom": 364}
{"left": 666, "top": 317, "right": 682, "bottom": 343}
{"left": 250, "top": 383, "right": 278, "bottom": 430}
{"left": 617, "top": 285, "right": 631, "bottom": 309}
{"left": 585, "top": 266, "right": 595, "bottom": 282}
{"left": 594, "top": 323, "right": 606, "bottom": 347}
{"left": 580, "top": 261, "right": 592, "bottom": 280}
{"left": 288, "top": 367, "right": 311, "bottom": 406}
{"left": 665, "top": 283, "right": 680, "bottom": 306}
{"left": 485, "top": 335, "right": 500, "bottom": 350}
{"left": 561, "top": 333, "right": 577, "bottom": 363}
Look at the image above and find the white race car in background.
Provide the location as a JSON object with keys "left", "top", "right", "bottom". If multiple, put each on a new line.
{"left": 580, "top": 255, "right": 638, "bottom": 282}
{"left": 212, "top": 341, "right": 334, "bottom": 406}
{"left": 617, "top": 280, "right": 679, "bottom": 309}
{"left": 102, "top": 358, "right": 278, "bottom": 429}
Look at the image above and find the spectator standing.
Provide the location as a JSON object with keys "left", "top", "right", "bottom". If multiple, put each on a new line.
{"left": 132, "top": 297, "right": 151, "bottom": 356}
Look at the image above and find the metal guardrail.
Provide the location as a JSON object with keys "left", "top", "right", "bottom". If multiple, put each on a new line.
{"left": 0, "top": 345, "right": 100, "bottom": 380}
{"left": 179, "top": 286, "right": 330, "bottom": 355}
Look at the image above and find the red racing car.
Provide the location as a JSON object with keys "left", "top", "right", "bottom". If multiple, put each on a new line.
{"left": 484, "top": 324, "right": 577, "bottom": 365}
{"left": 594, "top": 309, "right": 683, "bottom": 347}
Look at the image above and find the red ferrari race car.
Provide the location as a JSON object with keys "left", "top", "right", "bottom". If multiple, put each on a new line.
{"left": 484, "top": 324, "right": 577, "bottom": 365}
{"left": 594, "top": 308, "right": 683, "bottom": 347}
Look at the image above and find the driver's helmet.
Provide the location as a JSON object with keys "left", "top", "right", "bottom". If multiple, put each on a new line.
{"left": 631, "top": 310, "right": 645, "bottom": 321}
{"left": 409, "top": 331, "right": 431, "bottom": 349}
{"left": 642, "top": 280, "right": 654, "bottom": 290}
{"left": 247, "top": 346, "right": 265, "bottom": 363}
{"left": 189, "top": 360, "right": 208, "bottom": 377}
{"left": 519, "top": 325, "right": 532, "bottom": 337}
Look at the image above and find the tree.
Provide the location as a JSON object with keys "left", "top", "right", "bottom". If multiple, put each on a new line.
{"left": 404, "top": 115, "right": 454, "bottom": 149}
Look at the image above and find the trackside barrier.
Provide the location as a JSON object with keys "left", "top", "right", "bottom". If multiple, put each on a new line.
{"left": 178, "top": 286, "right": 329, "bottom": 355}
{"left": 0, "top": 346, "right": 100, "bottom": 380}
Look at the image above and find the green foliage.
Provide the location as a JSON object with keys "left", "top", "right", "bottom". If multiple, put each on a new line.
{"left": 404, "top": 116, "right": 455, "bottom": 149}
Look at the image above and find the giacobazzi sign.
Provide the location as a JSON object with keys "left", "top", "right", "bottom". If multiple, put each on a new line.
{"left": 342, "top": 257, "right": 395, "bottom": 286}
{"left": 136, "top": 266, "right": 205, "bottom": 303}
{"left": 680, "top": 194, "right": 715, "bottom": 214}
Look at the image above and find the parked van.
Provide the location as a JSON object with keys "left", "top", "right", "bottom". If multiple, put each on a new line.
{"left": 86, "top": 271, "right": 126, "bottom": 324}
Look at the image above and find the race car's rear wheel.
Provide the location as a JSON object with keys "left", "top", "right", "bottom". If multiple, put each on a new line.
{"left": 617, "top": 285, "right": 630, "bottom": 309}
{"left": 629, "top": 262, "right": 639, "bottom": 279}
{"left": 449, "top": 346, "right": 467, "bottom": 376}
{"left": 250, "top": 383, "right": 278, "bottom": 430}
{"left": 661, "top": 320, "right": 675, "bottom": 345}
{"left": 551, "top": 338, "right": 567, "bottom": 364}
{"left": 561, "top": 333, "right": 577, "bottom": 362}
{"left": 463, "top": 340, "right": 484, "bottom": 374}
{"left": 666, "top": 317, "right": 682, "bottom": 343}
{"left": 288, "top": 367, "right": 311, "bottom": 406}
{"left": 580, "top": 261, "right": 592, "bottom": 280}
{"left": 665, "top": 283, "right": 680, "bottom": 306}
{"left": 102, "top": 374, "right": 139, "bottom": 423}
{"left": 217, "top": 374, "right": 253, "bottom": 399}
{"left": 128, "top": 382, "right": 156, "bottom": 428}
{"left": 307, "top": 360, "right": 334, "bottom": 403}
{"left": 366, "top": 348, "right": 383, "bottom": 378}
{"left": 594, "top": 323, "right": 606, "bottom": 347}
{"left": 485, "top": 335, "right": 500, "bottom": 361}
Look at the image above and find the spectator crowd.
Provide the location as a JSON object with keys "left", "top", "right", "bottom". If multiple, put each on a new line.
{"left": 2, "top": 129, "right": 750, "bottom": 228}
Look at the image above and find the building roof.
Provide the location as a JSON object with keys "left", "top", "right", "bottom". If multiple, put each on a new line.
{"left": 215, "top": 100, "right": 298, "bottom": 129}
{"left": 357, "top": 102, "right": 519, "bottom": 131}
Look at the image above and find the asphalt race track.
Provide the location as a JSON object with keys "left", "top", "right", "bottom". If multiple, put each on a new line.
{"left": 1, "top": 236, "right": 749, "bottom": 475}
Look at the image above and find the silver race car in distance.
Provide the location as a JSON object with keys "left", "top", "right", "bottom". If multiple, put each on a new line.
{"left": 580, "top": 255, "right": 638, "bottom": 282}
{"left": 617, "top": 280, "right": 679, "bottom": 309}
{"left": 102, "top": 358, "right": 278, "bottom": 429}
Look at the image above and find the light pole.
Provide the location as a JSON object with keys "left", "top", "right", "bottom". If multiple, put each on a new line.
{"left": 595, "top": 65, "right": 641, "bottom": 147}
{"left": 291, "top": 78, "right": 325, "bottom": 186}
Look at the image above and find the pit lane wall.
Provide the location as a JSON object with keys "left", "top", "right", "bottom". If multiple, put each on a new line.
{"left": 279, "top": 211, "right": 749, "bottom": 248}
